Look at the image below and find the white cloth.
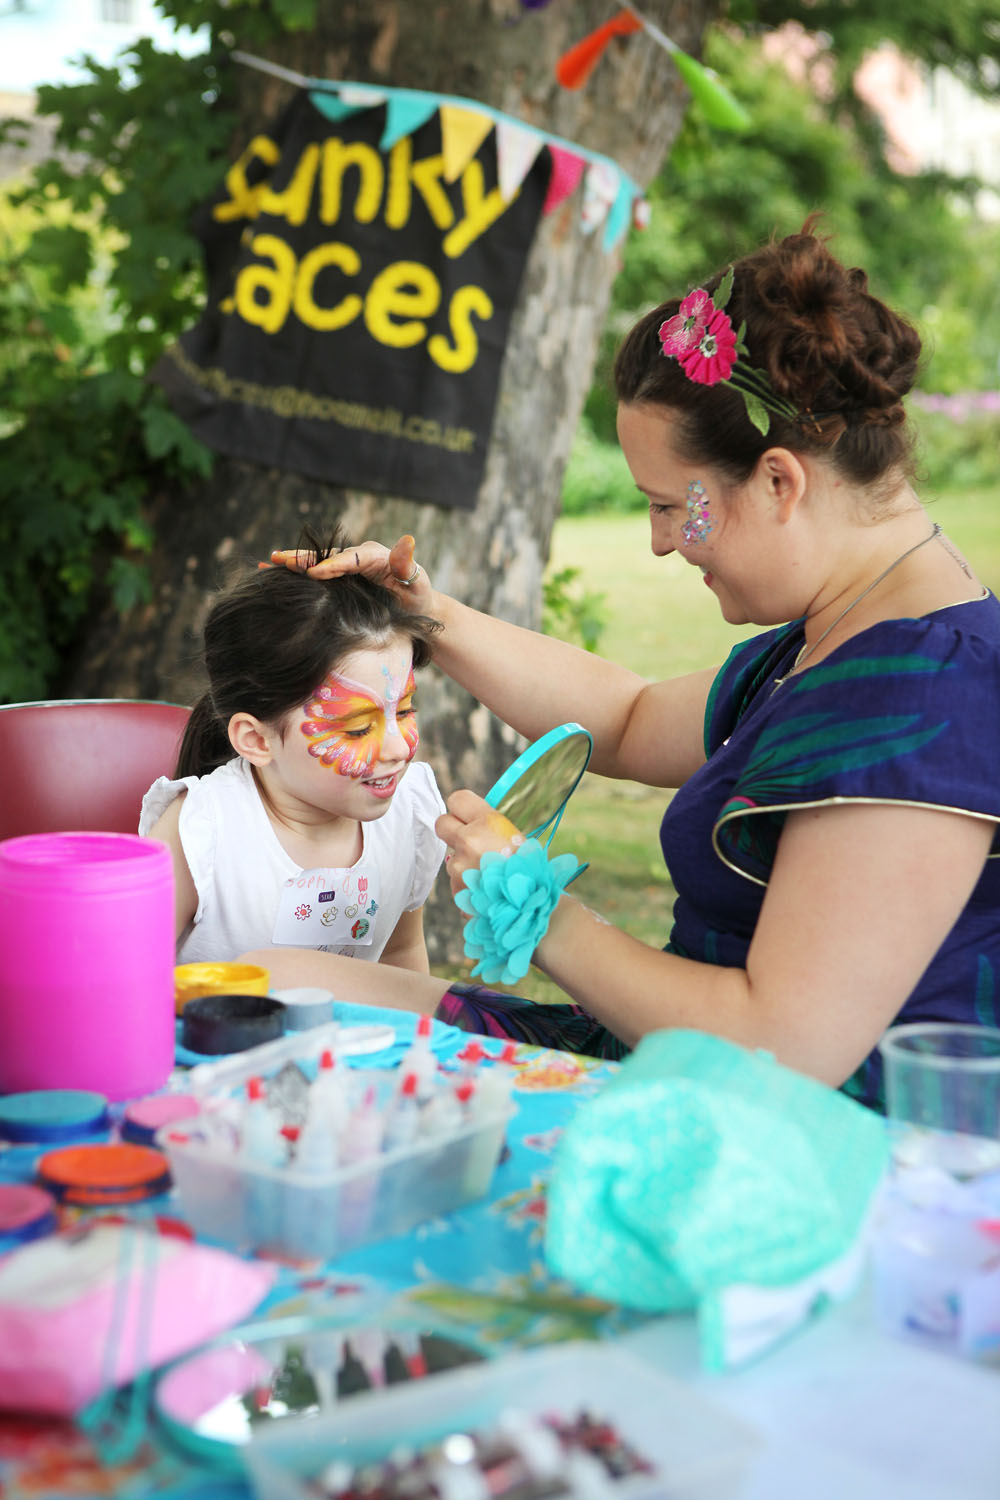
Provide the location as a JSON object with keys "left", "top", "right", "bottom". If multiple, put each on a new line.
{"left": 139, "top": 756, "right": 446, "bottom": 964}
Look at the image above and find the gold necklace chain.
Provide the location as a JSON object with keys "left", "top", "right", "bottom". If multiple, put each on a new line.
{"left": 774, "top": 523, "right": 942, "bottom": 688}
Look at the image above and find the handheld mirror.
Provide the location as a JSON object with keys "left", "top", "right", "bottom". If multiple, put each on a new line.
{"left": 484, "top": 722, "right": 593, "bottom": 843}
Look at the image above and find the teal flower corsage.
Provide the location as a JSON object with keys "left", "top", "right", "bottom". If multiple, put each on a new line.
{"left": 454, "top": 838, "right": 584, "bottom": 985}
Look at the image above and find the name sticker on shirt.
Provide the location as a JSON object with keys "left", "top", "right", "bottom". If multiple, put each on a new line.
{"left": 272, "top": 866, "right": 380, "bottom": 947}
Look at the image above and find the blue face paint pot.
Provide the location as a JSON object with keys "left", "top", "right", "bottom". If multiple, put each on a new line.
{"left": 0, "top": 1089, "right": 110, "bottom": 1144}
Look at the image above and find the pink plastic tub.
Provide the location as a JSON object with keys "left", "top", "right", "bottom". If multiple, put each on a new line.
{"left": 0, "top": 832, "right": 175, "bottom": 1101}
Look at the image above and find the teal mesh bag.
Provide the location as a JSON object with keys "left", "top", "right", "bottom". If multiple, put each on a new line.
{"left": 545, "top": 1029, "right": 888, "bottom": 1311}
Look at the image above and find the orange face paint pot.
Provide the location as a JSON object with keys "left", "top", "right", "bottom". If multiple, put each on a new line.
{"left": 36, "top": 1143, "right": 172, "bottom": 1205}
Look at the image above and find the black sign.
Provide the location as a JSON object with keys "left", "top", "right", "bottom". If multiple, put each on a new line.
{"left": 154, "top": 90, "right": 549, "bottom": 508}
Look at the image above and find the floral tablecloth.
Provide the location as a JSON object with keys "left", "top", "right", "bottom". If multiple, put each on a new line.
{"left": 0, "top": 1041, "right": 646, "bottom": 1500}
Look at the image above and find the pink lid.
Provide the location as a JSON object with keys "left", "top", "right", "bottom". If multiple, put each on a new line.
{"left": 0, "top": 1183, "right": 57, "bottom": 1234}
{"left": 0, "top": 832, "right": 172, "bottom": 893}
{"left": 123, "top": 1094, "right": 201, "bottom": 1132}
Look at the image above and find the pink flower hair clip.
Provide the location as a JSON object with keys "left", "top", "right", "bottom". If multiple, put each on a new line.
{"left": 658, "top": 267, "right": 798, "bottom": 436}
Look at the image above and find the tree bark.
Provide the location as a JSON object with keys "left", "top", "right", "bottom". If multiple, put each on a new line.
{"left": 63, "top": 0, "right": 719, "bottom": 962}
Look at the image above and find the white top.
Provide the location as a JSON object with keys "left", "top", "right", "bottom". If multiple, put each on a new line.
{"left": 139, "top": 756, "right": 446, "bottom": 964}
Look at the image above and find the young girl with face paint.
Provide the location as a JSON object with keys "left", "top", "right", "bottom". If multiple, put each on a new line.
{"left": 263, "top": 224, "right": 1000, "bottom": 1111}
{"left": 139, "top": 532, "right": 445, "bottom": 973}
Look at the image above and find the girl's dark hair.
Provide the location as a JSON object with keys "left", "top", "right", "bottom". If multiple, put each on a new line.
{"left": 613, "top": 218, "right": 923, "bottom": 490}
{"left": 176, "top": 528, "right": 441, "bottom": 778}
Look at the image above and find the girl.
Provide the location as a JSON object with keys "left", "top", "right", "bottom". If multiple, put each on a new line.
{"left": 140, "top": 532, "right": 446, "bottom": 973}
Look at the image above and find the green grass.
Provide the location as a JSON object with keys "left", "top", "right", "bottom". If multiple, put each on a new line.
{"left": 439, "top": 485, "right": 1000, "bottom": 1002}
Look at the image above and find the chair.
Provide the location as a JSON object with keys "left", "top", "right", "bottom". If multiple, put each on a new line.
{"left": 0, "top": 699, "right": 191, "bottom": 839}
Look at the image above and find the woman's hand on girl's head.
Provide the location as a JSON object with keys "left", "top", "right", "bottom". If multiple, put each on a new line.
{"left": 268, "top": 535, "right": 434, "bottom": 608}
{"left": 436, "top": 791, "right": 524, "bottom": 897}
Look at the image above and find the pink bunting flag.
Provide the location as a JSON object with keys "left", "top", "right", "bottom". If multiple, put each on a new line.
{"left": 542, "top": 145, "right": 586, "bottom": 215}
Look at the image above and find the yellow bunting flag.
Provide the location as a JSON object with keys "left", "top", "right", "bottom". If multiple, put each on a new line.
{"left": 440, "top": 104, "right": 495, "bottom": 183}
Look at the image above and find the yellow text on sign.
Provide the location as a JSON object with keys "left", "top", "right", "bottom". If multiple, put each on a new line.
{"left": 214, "top": 134, "right": 514, "bottom": 260}
{"left": 228, "top": 235, "right": 495, "bottom": 374}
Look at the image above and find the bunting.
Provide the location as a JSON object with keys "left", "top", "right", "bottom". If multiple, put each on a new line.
{"left": 227, "top": 56, "right": 646, "bottom": 252}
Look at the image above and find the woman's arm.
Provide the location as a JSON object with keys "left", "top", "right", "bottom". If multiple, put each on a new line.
{"left": 378, "top": 906, "right": 431, "bottom": 973}
{"left": 440, "top": 794, "right": 995, "bottom": 1086}
{"left": 271, "top": 536, "right": 714, "bottom": 788}
{"left": 145, "top": 793, "right": 199, "bottom": 941}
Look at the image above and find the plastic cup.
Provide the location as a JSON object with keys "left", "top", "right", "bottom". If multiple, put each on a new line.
{"left": 874, "top": 1023, "right": 1000, "bottom": 1359}
{"left": 174, "top": 962, "right": 271, "bottom": 1016}
{"left": 879, "top": 1022, "right": 1000, "bottom": 1180}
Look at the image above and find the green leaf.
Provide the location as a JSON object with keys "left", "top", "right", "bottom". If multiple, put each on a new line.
{"left": 741, "top": 390, "right": 770, "bottom": 434}
{"left": 712, "top": 265, "right": 734, "bottom": 311}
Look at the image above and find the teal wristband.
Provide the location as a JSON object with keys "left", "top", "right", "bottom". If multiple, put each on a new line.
{"left": 454, "top": 837, "right": 585, "bottom": 985}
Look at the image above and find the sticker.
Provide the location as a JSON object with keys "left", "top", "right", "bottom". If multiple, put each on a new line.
{"left": 272, "top": 866, "right": 380, "bottom": 946}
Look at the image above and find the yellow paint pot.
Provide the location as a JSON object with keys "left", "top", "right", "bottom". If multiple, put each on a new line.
{"left": 174, "top": 962, "right": 270, "bottom": 1016}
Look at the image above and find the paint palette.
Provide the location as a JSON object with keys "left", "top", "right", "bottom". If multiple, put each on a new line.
{"left": 152, "top": 1318, "right": 488, "bottom": 1469}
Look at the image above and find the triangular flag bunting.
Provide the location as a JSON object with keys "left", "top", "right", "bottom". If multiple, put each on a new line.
{"left": 495, "top": 118, "right": 544, "bottom": 201}
{"left": 542, "top": 144, "right": 585, "bottom": 215}
{"left": 440, "top": 104, "right": 495, "bottom": 183}
{"left": 309, "top": 90, "right": 361, "bottom": 124}
{"left": 555, "top": 8, "right": 642, "bottom": 90}
{"left": 580, "top": 159, "right": 619, "bottom": 236}
{"left": 602, "top": 169, "right": 633, "bottom": 250}
{"left": 379, "top": 92, "right": 439, "bottom": 151}
{"left": 338, "top": 84, "right": 387, "bottom": 109}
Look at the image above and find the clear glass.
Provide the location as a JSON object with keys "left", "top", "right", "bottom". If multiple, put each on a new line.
{"left": 879, "top": 1022, "right": 1000, "bottom": 1179}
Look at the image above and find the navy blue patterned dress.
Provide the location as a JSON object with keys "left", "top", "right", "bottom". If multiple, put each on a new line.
{"left": 439, "top": 594, "right": 1000, "bottom": 1108}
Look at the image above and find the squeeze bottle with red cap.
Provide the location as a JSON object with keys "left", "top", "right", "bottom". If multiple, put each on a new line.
{"left": 402, "top": 1014, "right": 438, "bottom": 1101}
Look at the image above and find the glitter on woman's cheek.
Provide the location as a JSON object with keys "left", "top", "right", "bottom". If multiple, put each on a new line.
{"left": 681, "top": 479, "right": 714, "bottom": 545}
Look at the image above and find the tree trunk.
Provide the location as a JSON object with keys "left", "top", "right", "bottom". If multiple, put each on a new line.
{"left": 62, "top": 0, "right": 718, "bottom": 962}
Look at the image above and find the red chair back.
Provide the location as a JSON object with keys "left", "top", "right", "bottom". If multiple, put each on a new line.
{"left": 0, "top": 699, "right": 190, "bottom": 839}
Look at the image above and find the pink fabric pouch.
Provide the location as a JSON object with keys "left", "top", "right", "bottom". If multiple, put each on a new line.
{"left": 0, "top": 1223, "right": 276, "bottom": 1417}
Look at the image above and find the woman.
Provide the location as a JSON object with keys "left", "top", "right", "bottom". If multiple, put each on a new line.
{"left": 263, "top": 224, "right": 1000, "bottom": 1108}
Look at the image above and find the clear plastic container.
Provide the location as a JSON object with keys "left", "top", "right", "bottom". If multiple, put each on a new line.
{"left": 160, "top": 1080, "right": 513, "bottom": 1262}
{"left": 243, "top": 1342, "right": 761, "bottom": 1500}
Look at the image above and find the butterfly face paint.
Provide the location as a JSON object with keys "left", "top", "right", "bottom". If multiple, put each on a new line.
{"left": 681, "top": 480, "right": 714, "bottom": 545}
{"left": 300, "top": 650, "right": 418, "bottom": 778}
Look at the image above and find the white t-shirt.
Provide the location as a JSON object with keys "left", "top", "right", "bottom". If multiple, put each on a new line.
{"left": 139, "top": 756, "right": 446, "bottom": 964}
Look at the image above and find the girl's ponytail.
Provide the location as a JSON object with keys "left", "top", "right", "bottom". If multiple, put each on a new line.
{"left": 174, "top": 692, "right": 233, "bottom": 779}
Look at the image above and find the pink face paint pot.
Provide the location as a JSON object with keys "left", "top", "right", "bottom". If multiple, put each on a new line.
{"left": 120, "top": 1093, "right": 201, "bottom": 1147}
{"left": 0, "top": 1184, "right": 58, "bottom": 1253}
{"left": 36, "top": 1143, "right": 172, "bottom": 1205}
{"left": 0, "top": 833, "right": 175, "bottom": 1101}
{"left": 0, "top": 1089, "right": 110, "bottom": 1144}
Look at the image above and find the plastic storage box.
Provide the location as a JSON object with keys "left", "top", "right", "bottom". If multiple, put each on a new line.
{"left": 161, "top": 1105, "right": 512, "bottom": 1262}
{"left": 244, "top": 1342, "right": 761, "bottom": 1500}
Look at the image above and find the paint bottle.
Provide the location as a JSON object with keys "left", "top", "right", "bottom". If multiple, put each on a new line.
{"left": 336, "top": 1085, "right": 384, "bottom": 1248}
{"left": 456, "top": 1040, "right": 486, "bottom": 1080}
{"left": 417, "top": 1081, "right": 464, "bottom": 1140}
{"left": 402, "top": 1013, "right": 438, "bottom": 1101}
{"left": 382, "top": 1073, "right": 421, "bottom": 1153}
{"left": 474, "top": 1047, "right": 517, "bottom": 1121}
{"left": 241, "top": 1077, "right": 285, "bottom": 1246}
{"left": 312, "top": 1049, "right": 351, "bottom": 1135}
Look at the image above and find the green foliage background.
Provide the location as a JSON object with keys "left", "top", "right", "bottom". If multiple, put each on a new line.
{"left": 1, "top": 1, "right": 998, "bottom": 699}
